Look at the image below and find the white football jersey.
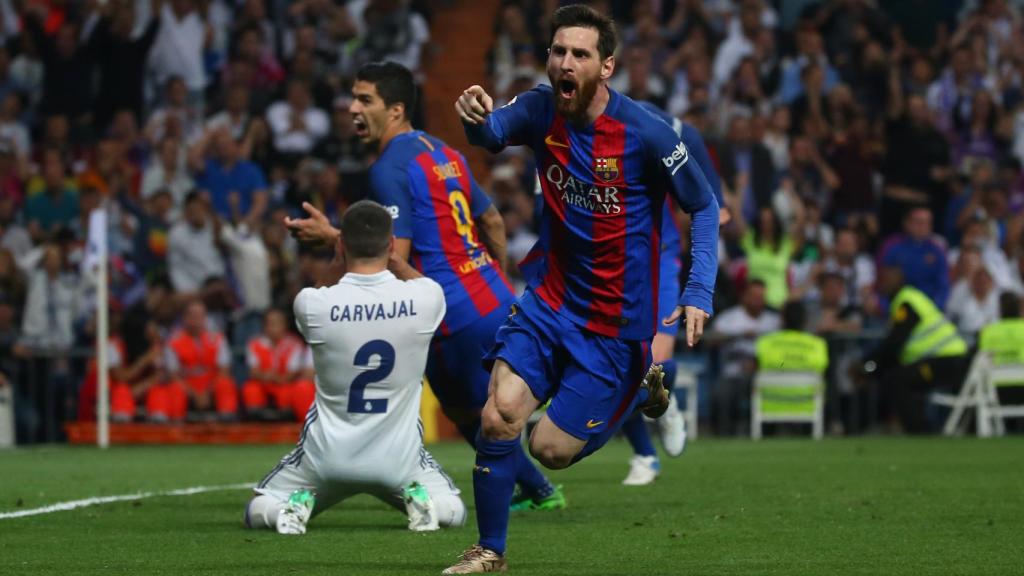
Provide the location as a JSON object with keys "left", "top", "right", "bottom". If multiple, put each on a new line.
{"left": 293, "top": 270, "right": 445, "bottom": 486}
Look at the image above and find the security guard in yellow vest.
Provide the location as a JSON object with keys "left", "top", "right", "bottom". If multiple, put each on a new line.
{"left": 756, "top": 302, "right": 829, "bottom": 375}
{"left": 979, "top": 292, "right": 1024, "bottom": 406}
{"left": 866, "top": 266, "right": 969, "bottom": 432}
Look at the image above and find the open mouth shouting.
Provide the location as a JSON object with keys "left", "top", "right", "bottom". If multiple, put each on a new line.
{"left": 352, "top": 116, "right": 369, "bottom": 138}
{"left": 557, "top": 77, "right": 577, "bottom": 101}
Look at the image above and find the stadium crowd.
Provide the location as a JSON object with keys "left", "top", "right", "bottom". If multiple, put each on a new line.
{"left": 1, "top": 0, "right": 1023, "bottom": 441}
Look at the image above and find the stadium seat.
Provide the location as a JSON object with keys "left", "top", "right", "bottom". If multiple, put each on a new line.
{"left": 751, "top": 371, "right": 824, "bottom": 440}
{"left": 934, "top": 353, "right": 1024, "bottom": 437}
{"left": 932, "top": 353, "right": 988, "bottom": 436}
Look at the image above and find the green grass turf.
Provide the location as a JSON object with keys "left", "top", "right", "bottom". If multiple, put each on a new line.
{"left": 1, "top": 438, "right": 1022, "bottom": 575}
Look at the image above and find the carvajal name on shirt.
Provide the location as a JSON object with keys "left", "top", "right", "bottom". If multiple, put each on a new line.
{"left": 330, "top": 300, "right": 417, "bottom": 322}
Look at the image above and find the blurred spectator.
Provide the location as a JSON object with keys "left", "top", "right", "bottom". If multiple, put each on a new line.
{"left": 731, "top": 198, "right": 803, "bottom": 310}
{"left": 718, "top": 115, "right": 776, "bottom": 223}
{"left": 20, "top": 244, "right": 77, "bottom": 351}
{"left": 265, "top": 79, "right": 328, "bottom": 159}
{"left": 706, "top": 280, "right": 780, "bottom": 435}
{"left": 0, "top": 46, "right": 20, "bottom": 106}
{"left": 0, "top": 94, "right": 29, "bottom": 160}
{"left": 164, "top": 299, "right": 238, "bottom": 420}
{"left": 761, "top": 106, "right": 791, "bottom": 171}
{"left": 779, "top": 27, "right": 839, "bottom": 105}
{"left": 228, "top": 24, "right": 285, "bottom": 94}
{"left": 109, "top": 318, "right": 167, "bottom": 423}
{"left": 879, "top": 207, "right": 951, "bottom": 310}
{"left": 215, "top": 216, "right": 270, "bottom": 366}
{"left": 0, "top": 198, "right": 30, "bottom": 269}
{"left": 357, "top": 0, "right": 431, "bottom": 80}
{"left": 24, "top": 151, "right": 78, "bottom": 243}
{"left": 90, "top": 0, "right": 162, "bottom": 132}
{"left": 167, "top": 191, "right": 225, "bottom": 295}
{"left": 9, "top": 31, "right": 43, "bottom": 108}
{"left": 205, "top": 83, "right": 252, "bottom": 142}
{"left": 867, "top": 265, "right": 968, "bottom": 433}
{"left": 947, "top": 255, "right": 1000, "bottom": 340}
{"left": 141, "top": 136, "right": 193, "bottom": 210}
{"left": 129, "top": 189, "right": 173, "bottom": 281}
{"left": 144, "top": 76, "right": 201, "bottom": 146}
{"left": 189, "top": 127, "right": 267, "bottom": 224}
{"left": 822, "top": 228, "right": 876, "bottom": 310}
{"left": 610, "top": 44, "right": 667, "bottom": 109}
{"left": 883, "top": 86, "right": 952, "bottom": 237}
{"left": 241, "top": 308, "right": 314, "bottom": 421}
{"left": 785, "top": 134, "right": 840, "bottom": 210}
{"left": 812, "top": 271, "right": 864, "bottom": 336}
{"left": 712, "top": 0, "right": 762, "bottom": 90}
{"left": 0, "top": 140, "right": 24, "bottom": 208}
{"left": 78, "top": 138, "right": 138, "bottom": 198}
{"left": 29, "top": 14, "right": 92, "bottom": 124}
{"left": 148, "top": 0, "right": 207, "bottom": 105}
{"left": 0, "top": 246, "right": 23, "bottom": 315}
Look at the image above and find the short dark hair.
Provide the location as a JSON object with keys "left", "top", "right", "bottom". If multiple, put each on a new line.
{"left": 355, "top": 62, "right": 417, "bottom": 121}
{"left": 550, "top": 4, "right": 618, "bottom": 60}
{"left": 999, "top": 291, "right": 1021, "bottom": 319}
{"left": 781, "top": 301, "right": 806, "bottom": 331}
{"left": 341, "top": 200, "right": 393, "bottom": 260}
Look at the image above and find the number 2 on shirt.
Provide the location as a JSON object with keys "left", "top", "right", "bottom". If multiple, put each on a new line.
{"left": 348, "top": 340, "right": 395, "bottom": 414}
{"left": 448, "top": 190, "right": 479, "bottom": 250}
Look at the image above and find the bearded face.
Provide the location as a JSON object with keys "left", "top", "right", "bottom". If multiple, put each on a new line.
{"left": 547, "top": 27, "right": 612, "bottom": 122}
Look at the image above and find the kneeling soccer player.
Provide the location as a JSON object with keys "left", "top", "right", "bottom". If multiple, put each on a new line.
{"left": 244, "top": 201, "right": 466, "bottom": 534}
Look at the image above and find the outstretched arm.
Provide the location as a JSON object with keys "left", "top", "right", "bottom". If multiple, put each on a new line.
{"left": 457, "top": 85, "right": 547, "bottom": 152}
{"left": 284, "top": 202, "right": 340, "bottom": 248}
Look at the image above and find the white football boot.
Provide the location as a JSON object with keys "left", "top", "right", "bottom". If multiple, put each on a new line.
{"left": 622, "top": 455, "right": 660, "bottom": 486}
{"left": 276, "top": 489, "right": 315, "bottom": 535}
{"left": 657, "top": 393, "right": 687, "bottom": 457}
{"left": 403, "top": 482, "right": 439, "bottom": 532}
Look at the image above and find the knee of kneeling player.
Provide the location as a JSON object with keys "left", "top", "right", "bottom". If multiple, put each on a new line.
{"left": 244, "top": 494, "right": 279, "bottom": 529}
{"left": 436, "top": 494, "right": 467, "bottom": 528}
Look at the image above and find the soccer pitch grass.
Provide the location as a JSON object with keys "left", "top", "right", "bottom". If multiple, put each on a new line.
{"left": 1, "top": 438, "right": 1022, "bottom": 575}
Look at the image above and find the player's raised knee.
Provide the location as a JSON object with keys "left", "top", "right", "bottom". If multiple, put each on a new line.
{"left": 528, "top": 441, "right": 574, "bottom": 470}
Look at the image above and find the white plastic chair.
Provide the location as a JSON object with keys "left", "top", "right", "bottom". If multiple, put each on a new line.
{"left": 751, "top": 371, "right": 824, "bottom": 440}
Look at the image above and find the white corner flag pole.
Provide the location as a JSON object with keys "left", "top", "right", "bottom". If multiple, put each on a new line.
{"left": 87, "top": 206, "right": 110, "bottom": 449}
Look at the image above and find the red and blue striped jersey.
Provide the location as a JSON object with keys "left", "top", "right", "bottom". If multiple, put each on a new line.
{"left": 370, "top": 130, "right": 515, "bottom": 336}
{"left": 466, "top": 86, "right": 720, "bottom": 340}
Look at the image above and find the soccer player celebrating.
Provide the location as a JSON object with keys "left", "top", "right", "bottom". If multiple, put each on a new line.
{"left": 245, "top": 200, "right": 466, "bottom": 535}
{"left": 286, "top": 62, "right": 562, "bottom": 510}
{"left": 446, "top": 5, "right": 719, "bottom": 573}
{"left": 620, "top": 102, "right": 726, "bottom": 486}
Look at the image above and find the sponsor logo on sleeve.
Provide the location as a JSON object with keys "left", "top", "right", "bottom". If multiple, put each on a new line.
{"left": 661, "top": 141, "right": 689, "bottom": 175}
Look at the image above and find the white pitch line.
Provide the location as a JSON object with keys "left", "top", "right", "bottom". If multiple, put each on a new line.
{"left": 0, "top": 483, "right": 253, "bottom": 520}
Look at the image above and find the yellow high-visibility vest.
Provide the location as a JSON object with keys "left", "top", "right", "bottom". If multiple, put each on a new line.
{"left": 890, "top": 286, "right": 967, "bottom": 365}
{"left": 979, "top": 319, "right": 1024, "bottom": 366}
{"left": 755, "top": 330, "right": 829, "bottom": 374}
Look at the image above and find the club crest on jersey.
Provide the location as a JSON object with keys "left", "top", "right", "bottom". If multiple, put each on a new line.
{"left": 594, "top": 157, "right": 619, "bottom": 182}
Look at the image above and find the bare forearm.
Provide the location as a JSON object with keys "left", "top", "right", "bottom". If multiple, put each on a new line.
{"left": 388, "top": 253, "right": 423, "bottom": 280}
{"left": 477, "top": 207, "right": 508, "bottom": 272}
